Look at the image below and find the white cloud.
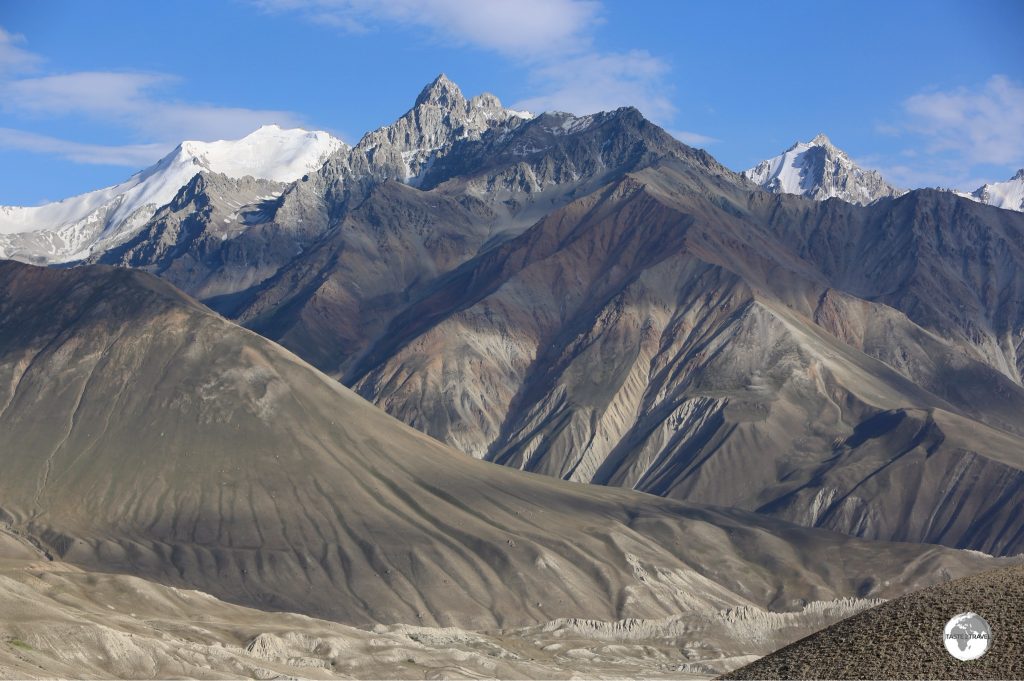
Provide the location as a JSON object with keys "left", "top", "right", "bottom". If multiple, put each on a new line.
{"left": 2, "top": 71, "right": 305, "bottom": 143}
{"left": 0, "top": 26, "right": 309, "bottom": 169}
{"left": 251, "top": 0, "right": 601, "bottom": 58}
{"left": 902, "top": 75, "right": 1024, "bottom": 167}
{"left": 513, "top": 51, "right": 676, "bottom": 122}
{"left": 0, "top": 127, "right": 170, "bottom": 166}
{"left": 5, "top": 71, "right": 172, "bottom": 116}
{"left": 0, "top": 27, "right": 41, "bottom": 75}
{"left": 868, "top": 75, "right": 1024, "bottom": 191}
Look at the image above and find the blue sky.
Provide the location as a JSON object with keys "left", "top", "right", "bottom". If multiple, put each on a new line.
{"left": 1, "top": 0, "right": 1022, "bottom": 204}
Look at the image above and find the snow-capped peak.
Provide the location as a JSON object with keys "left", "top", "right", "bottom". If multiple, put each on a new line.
{"left": 0, "top": 125, "right": 345, "bottom": 263}
{"left": 744, "top": 134, "right": 904, "bottom": 206}
{"left": 809, "top": 132, "right": 833, "bottom": 147}
{"left": 966, "top": 170, "right": 1024, "bottom": 212}
{"left": 174, "top": 125, "right": 345, "bottom": 184}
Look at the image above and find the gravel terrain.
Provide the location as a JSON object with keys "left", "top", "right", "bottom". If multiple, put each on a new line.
{"left": 724, "top": 565, "right": 1024, "bottom": 679}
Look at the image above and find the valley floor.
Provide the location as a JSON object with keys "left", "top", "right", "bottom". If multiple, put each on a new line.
{"left": 0, "top": 531, "right": 877, "bottom": 680}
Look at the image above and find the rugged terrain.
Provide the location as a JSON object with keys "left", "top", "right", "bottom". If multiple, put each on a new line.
{"left": 0, "top": 528, "right": 888, "bottom": 679}
{"left": 345, "top": 160, "right": 1024, "bottom": 555}
{"left": 4, "top": 76, "right": 1018, "bottom": 560}
{"left": 0, "top": 125, "right": 342, "bottom": 264}
{"left": 1, "top": 73, "right": 1023, "bottom": 679}
{"left": 724, "top": 564, "right": 1024, "bottom": 679}
{"left": 0, "top": 260, "right": 1013, "bottom": 634}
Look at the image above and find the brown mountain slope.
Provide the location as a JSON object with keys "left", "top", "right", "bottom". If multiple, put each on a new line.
{"left": 345, "top": 163, "right": 1024, "bottom": 555}
{"left": 0, "top": 260, "right": 1012, "bottom": 631}
{"left": 75, "top": 78, "right": 1024, "bottom": 561}
{"left": 723, "top": 565, "right": 1024, "bottom": 680}
{"left": 754, "top": 189, "right": 1024, "bottom": 385}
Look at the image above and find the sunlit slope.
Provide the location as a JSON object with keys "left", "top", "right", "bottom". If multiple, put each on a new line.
{"left": 0, "top": 261, "right": 1009, "bottom": 628}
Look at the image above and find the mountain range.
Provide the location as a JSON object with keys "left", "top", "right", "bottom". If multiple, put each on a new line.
{"left": 0, "top": 125, "right": 343, "bottom": 264}
{"left": 3, "top": 260, "right": 1003, "bottom": 623}
{"left": 1, "top": 73, "right": 1023, "bottom": 676}
{"left": 2, "top": 75, "right": 1023, "bottom": 553}
{"left": 3, "top": 99, "right": 1020, "bottom": 271}
{"left": 744, "top": 133, "right": 1024, "bottom": 213}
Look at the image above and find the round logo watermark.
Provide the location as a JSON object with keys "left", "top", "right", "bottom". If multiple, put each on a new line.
{"left": 943, "top": 612, "right": 991, "bottom": 661}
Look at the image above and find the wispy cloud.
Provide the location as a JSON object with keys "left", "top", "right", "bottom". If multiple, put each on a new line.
{"left": 0, "top": 127, "right": 169, "bottom": 166}
{"left": 251, "top": 0, "right": 601, "bottom": 59}
{"left": 5, "top": 71, "right": 172, "bottom": 116}
{"left": 0, "top": 27, "right": 41, "bottom": 75}
{"left": 668, "top": 129, "right": 719, "bottom": 147}
{"left": 903, "top": 75, "right": 1024, "bottom": 167}
{"left": 2, "top": 70, "right": 306, "bottom": 145}
{"left": 875, "top": 75, "right": 1024, "bottom": 190}
{"left": 0, "top": 27, "right": 308, "bottom": 168}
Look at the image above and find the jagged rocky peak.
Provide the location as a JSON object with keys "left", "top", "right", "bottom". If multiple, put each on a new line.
{"left": 413, "top": 72, "right": 465, "bottom": 109}
{"left": 745, "top": 133, "right": 904, "bottom": 206}
{"left": 350, "top": 73, "right": 532, "bottom": 186}
{"left": 470, "top": 92, "right": 503, "bottom": 110}
{"left": 359, "top": 73, "right": 530, "bottom": 151}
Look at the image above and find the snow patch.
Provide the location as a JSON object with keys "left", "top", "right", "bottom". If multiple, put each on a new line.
{"left": 0, "top": 125, "right": 345, "bottom": 263}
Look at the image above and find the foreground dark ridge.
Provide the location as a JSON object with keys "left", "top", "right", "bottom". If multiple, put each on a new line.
{"left": 723, "top": 565, "right": 1024, "bottom": 680}
{"left": 0, "top": 260, "right": 1013, "bottom": 630}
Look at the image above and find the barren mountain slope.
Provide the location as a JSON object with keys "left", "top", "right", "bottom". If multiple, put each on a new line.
{"left": 21, "top": 77, "right": 1024, "bottom": 563}
{"left": 223, "top": 106, "right": 707, "bottom": 379}
{"left": 753, "top": 189, "right": 1024, "bottom": 385}
{"left": 225, "top": 180, "right": 504, "bottom": 374}
{"left": 346, "top": 162, "right": 1024, "bottom": 555}
{"left": 0, "top": 260, "right": 1011, "bottom": 632}
{"left": 94, "top": 172, "right": 294, "bottom": 300}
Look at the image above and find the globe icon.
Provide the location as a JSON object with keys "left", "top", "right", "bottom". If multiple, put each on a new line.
{"left": 943, "top": 612, "right": 991, "bottom": 661}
